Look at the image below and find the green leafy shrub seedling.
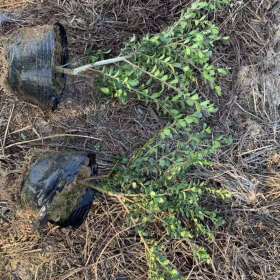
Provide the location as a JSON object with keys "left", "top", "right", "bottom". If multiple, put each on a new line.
{"left": 91, "top": 0, "right": 231, "bottom": 278}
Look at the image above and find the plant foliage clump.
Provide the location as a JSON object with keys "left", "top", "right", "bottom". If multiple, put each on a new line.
{"left": 95, "top": 0, "right": 231, "bottom": 278}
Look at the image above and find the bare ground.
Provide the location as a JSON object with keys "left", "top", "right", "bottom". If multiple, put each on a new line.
{"left": 1, "top": 0, "right": 280, "bottom": 279}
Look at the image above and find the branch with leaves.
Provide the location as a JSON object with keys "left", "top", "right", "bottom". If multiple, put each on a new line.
{"left": 80, "top": 0, "right": 232, "bottom": 278}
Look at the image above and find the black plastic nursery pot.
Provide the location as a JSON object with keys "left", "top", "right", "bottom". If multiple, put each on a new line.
{"left": 6, "top": 23, "right": 68, "bottom": 110}
{"left": 21, "top": 151, "right": 98, "bottom": 229}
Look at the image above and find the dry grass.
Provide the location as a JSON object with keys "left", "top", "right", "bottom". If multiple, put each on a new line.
{"left": 18, "top": 0, "right": 192, "bottom": 56}
{"left": 0, "top": 0, "right": 31, "bottom": 10}
{"left": 1, "top": 0, "right": 280, "bottom": 279}
{"left": 1, "top": 198, "right": 148, "bottom": 279}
